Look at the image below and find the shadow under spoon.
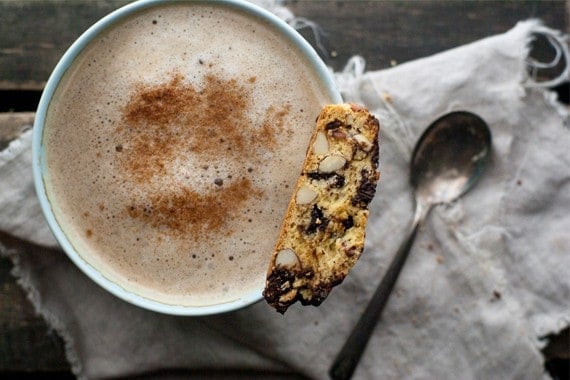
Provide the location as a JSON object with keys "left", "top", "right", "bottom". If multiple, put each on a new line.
{"left": 329, "top": 111, "right": 492, "bottom": 380}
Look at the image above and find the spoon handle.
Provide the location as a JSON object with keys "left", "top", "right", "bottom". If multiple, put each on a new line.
{"left": 329, "top": 212, "right": 423, "bottom": 380}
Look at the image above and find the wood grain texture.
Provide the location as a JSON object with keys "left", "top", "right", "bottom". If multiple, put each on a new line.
{"left": 286, "top": 0, "right": 569, "bottom": 72}
{"left": 0, "top": 0, "right": 567, "bottom": 89}
{"left": 0, "top": 0, "right": 131, "bottom": 90}
{"left": 0, "top": 0, "right": 568, "bottom": 376}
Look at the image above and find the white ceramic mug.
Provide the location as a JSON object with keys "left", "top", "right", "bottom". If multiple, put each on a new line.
{"left": 32, "top": 0, "right": 341, "bottom": 315}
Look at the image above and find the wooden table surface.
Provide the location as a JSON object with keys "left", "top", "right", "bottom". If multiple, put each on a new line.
{"left": 1, "top": 0, "right": 568, "bottom": 378}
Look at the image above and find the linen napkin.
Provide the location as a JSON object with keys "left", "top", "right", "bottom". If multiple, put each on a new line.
{"left": 1, "top": 2, "right": 569, "bottom": 379}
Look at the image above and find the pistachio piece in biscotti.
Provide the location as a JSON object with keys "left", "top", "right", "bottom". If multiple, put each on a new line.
{"left": 263, "top": 103, "right": 380, "bottom": 314}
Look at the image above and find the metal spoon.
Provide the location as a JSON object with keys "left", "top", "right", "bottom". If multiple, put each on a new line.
{"left": 329, "top": 111, "right": 492, "bottom": 380}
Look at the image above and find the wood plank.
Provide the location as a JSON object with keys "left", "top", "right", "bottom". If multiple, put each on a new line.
{"left": 286, "top": 0, "right": 569, "bottom": 72}
{"left": 1, "top": 0, "right": 567, "bottom": 90}
{"left": 0, "top": 0, "right": 131, "bottom": 90}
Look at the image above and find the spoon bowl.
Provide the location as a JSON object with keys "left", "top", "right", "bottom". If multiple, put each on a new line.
{"left": 412, "top": 111, "right": 491, "bottom": 206}
{"left": 330, "top": 111, "right": 492, "bottom": 380}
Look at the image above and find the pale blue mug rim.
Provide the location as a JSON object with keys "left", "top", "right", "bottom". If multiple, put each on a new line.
{"left": 32, "top": 0, "right": 342, "bottom": 316}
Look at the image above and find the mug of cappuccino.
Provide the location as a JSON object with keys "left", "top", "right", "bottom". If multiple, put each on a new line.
{"left": 32, "top": 0, "right": 341, "bottom": 315}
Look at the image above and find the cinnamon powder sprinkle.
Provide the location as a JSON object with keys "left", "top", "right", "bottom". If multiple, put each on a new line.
{"left": 116, "top": 72, "right": 288, "bottom": 182}
{"left": 127, "top": 178, "right": 261, "bottom": 240}
{"left": 114, "top": 71, "right": 291, "bottom": 239}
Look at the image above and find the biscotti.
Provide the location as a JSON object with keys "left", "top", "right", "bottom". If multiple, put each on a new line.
{"left": 263, "top": 103, "right": 380, "bottom": 313}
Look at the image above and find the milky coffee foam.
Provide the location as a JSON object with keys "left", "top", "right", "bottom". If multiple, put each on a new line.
{"left": 43, "top": 3, "right": 333, "bottom": 306}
